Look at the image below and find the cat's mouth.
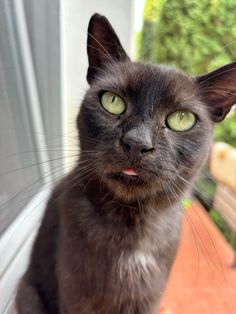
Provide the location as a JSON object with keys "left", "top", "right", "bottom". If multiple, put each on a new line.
{"left": 104, "top": 165, "right": 165, "bottom": 198}
{"left": 122, "top": 168, "right": 139, "bottom": 176}
{"left": 107, "top": 167, "right": 145, "bottom": 185}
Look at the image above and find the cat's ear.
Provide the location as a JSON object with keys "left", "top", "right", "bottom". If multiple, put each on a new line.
{"left": 87, "top": 13, "right": 130, "bottom": 84}
{"left": 196, "top": 61, "right": 236, "bottom": 122}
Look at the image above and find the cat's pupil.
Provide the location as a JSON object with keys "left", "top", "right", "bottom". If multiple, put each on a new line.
{"left": 180, "top": 112, "right": 184, "bottom": 120}
{"left": 112, "top": 96, "right": 116, "bottom": 103}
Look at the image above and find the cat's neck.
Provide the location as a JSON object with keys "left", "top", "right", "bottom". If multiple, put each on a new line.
{"left": 76, "top": 166, "right": 174, "bottom": 226}
{"left": 62, "top": 168, "right": 181, "bottom": 251}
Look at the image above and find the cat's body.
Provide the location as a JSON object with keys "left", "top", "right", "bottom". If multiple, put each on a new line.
{"left": 16, "top": 14, "right": 236, "bottom": 314}
{"left": 18, "top": 170, "right": 181, "bottom": 314}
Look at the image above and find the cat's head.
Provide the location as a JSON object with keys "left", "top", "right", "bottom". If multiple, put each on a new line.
{"left": 77, "top": 13, "right": 236, "bottom": 203}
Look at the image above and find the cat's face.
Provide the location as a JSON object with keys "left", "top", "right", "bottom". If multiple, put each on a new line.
{"left": 77, "top": 14, "right": 236, "bottom": 202}
{"left": 78, "top": 61, "right": 212, "bottom": 201}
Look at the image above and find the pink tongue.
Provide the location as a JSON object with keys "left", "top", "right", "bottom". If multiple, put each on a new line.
{"left": 122, "top": 168, "right": 138, "bottom": 176}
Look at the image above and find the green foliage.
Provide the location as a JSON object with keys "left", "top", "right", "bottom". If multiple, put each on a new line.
{"left": 139, "top": 0, "right": 236, "bottom": 75}
{"left": 194, "top": 167, "right": 216, "bottom": 210}
{"left": 139, "top": 0, "right": 166, "bottom": 61}
{"left": 209, "top": 209, "right": 235, "bottom": 248}
{"left": 143, "top": 0, "right": 163, "bottom": 22}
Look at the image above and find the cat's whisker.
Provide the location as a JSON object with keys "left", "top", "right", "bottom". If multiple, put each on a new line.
{"left": 0, "top": 148, "right": 80, "bottom": 161}
{"left": 0, "top": 159, "right": 78, "bottom": 211}
{"left": 172, "top": 180, "right": 236, "bottom": 310}
{"left": 14, "top": 10, "right": 236, "bottom": 312}
{"left": 79, "top": 134, "right": 106, "bottom": 144}
{"left": 1, "top": 153, "right": 100, "bottom": 211}
{"left": 176, "top": 174, "right": 235, "bottom": 213}
{"left": 0, "top": 163, "right": 81, "bottom": 249}
{"left": 173, "top": 181, "right": 236, "bottom": 308}
{"left": 0, "top": 153, "right": 80, "bottom": 177}
{"left": 175, "top": 176, "right": 236, "bottom": 275}
{"left": 0, "top": 150, "right": 107, "bottom": 176}
{"left": 54, "top": 166, "right": 98, "bottom": 203}
{"left": 165, "top": 180, "right": 201, "bottom": 304}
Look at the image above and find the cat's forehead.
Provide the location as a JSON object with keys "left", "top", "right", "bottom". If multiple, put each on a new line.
{"left": 94, "top": 61, "right": 198, "bottom": 103}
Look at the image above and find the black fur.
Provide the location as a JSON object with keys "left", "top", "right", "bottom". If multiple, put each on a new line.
{"left": 16, "top": 13, "right": 236, "bottom": 314}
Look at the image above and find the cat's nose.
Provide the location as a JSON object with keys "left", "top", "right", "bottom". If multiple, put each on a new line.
{"left": 121, "top": 127, "right": 154, "bottom": 160}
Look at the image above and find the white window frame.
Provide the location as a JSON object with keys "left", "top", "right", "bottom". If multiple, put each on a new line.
{"left": 0, "top": 0, "right": 64, "bottom": 313}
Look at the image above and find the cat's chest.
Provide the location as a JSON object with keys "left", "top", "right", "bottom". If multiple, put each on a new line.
{"left": 114, "top": 209, "right": 182, "bottom": 285}
{"left": 116, "top": 249, "right": 160, "bottom": 282}
{"left": 110, "top": 247, "right": 165, "bottom": 303}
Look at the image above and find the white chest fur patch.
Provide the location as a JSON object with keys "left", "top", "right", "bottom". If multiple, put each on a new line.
{"left": 117, "top": 250, "right": 158, "bottom": 280}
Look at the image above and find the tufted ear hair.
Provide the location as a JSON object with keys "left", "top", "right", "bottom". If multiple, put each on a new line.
{"left": 87, "top": 13, "right": 130, "bottom": 84}
{"left": 196, "top": 61, "right": 236, "bottom": 122}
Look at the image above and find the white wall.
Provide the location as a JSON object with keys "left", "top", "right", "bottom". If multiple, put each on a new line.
{"left": 62, "top": 0, "right": 135, "bottom": 144}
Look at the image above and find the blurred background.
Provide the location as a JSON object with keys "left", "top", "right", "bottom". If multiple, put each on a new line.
{"left": 0, "top": 0, "right": 235, "bottom": 313}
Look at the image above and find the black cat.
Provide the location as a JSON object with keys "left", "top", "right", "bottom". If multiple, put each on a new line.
{"left": 16, "top": 13, "right": 236, "bottom": 314}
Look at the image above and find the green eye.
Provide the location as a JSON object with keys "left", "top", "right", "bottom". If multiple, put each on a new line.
{"left": 166, "top": 110, "right": 197, "bottom": 131}
{"left": 100, "top": 91, "right": 126, "bottom": 115}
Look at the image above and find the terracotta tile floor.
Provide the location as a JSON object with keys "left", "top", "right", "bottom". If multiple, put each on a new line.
{"left": 160, "top": 201, "right": 236, "bottom": 314}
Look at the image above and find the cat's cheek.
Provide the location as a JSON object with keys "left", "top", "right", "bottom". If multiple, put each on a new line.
{"left": 113, "top": 139, "right": 126, "bottom": 157}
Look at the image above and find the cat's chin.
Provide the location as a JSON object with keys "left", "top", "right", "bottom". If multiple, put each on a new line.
{"left": 103, "top": 171, "right": 164, "bottom": 202}
{"left": 108, "top": 172, "right": 143, "bottom": 185}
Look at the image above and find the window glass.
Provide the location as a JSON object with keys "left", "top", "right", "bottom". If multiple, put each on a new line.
{"left": 0, "top": 0, "right": 62, "bottom": 235}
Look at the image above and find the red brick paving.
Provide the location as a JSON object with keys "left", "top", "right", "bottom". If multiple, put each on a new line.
{"left": 160, "top": 202, "right": 236, "bottom": 314}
